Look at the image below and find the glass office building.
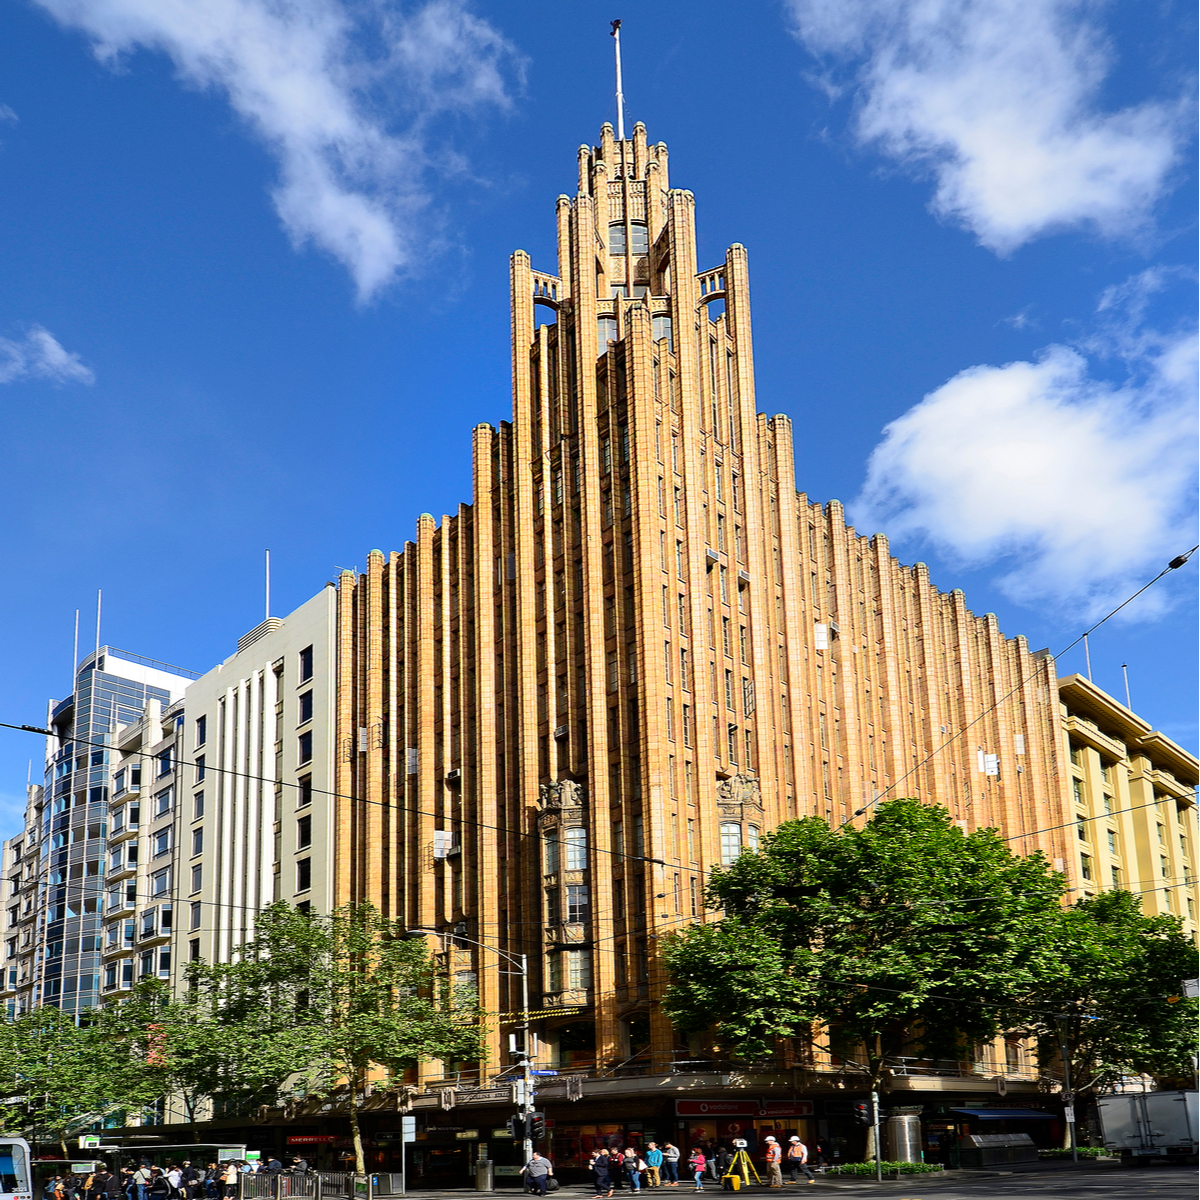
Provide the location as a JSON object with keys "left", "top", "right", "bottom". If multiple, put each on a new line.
{"left": 27, "top": 647, "right": 196, "bottom": 1015}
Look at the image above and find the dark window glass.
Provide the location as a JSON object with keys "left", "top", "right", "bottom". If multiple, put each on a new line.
{"left": 299, "top": 646, "right": 314, "bottom": 682}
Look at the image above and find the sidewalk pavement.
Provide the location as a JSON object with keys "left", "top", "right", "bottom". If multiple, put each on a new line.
{"left": 377, "top": 1160, "right": 1136, "bottom": 1198}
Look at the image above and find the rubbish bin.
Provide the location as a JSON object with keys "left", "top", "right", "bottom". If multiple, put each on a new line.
{"left": 475, "top": 1161, "right": 494, "bottom": 1191}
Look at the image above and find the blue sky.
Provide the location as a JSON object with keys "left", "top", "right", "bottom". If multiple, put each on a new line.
{"left": 0, "top": 0, "right": 1195, "bottom": 839}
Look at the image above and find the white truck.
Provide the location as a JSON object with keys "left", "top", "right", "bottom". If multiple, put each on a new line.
{"left": 1097, "top": 1090, "right": 1198, "bottom": 1164}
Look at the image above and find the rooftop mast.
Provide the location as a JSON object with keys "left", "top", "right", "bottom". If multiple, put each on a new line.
{"left": 610, "top": 19, "right": 625, "bottom": 140}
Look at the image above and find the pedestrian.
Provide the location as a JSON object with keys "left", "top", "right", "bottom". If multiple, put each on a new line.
{"left": 261, "top": 1160, "right": 282, "bottom": 1177}
{"left": 219, "top": 1164, "right": 239, "bottom": 1200}
{"left": 288, "top": 1159, "right": 308, "bottom": 1176}
{"left": 608, "top": 1148, "right": 625, "bottom": 1190}
{"left": 621, "top": 1149, "right": 644, "bottom": 1194}
{"left": 89, "top": 1170, "right": 121, "bottom": 1200}
{"left": 519, "top": 1151, "right": 553, "bottom": 1197}
{"left": 783, "top": 1138, "right": 814, "bottom": 1186}
{"left": 130, "top": 1164, "right": 152, "bottom": 1200}
{"left": 761, "top": 1137, "right": 783, "bottom": 1189}
{"left": 643, "top": 1144, "right": 662, "bottom": 1189}
{"left": 589, "top": 1149, "right": 613, "bottom": 1200}
{"left": 165, "top": 1166, "right": 182, "bottom": 1199}
{"left": 202, "top": 1165, "right": 219, "bottom": 1200}
{"left": 686, "top": 1149, "right": 705, "bottom": 1192}
{"left": 661, "top": 1144, "right": 680, "bottom": 1187}
{"left": 714, "top": 1147, "right": 733, "bottom": 1185}
{"left": 704, "top": 1142, "right": 720, "bottom": 1182}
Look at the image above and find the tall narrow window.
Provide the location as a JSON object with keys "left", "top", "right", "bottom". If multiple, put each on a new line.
{"left": 194, "top": 714, "right": 207, "bottom": 748}
{"left": 719, "top": 822, "right": 742, "bottom": 865}
{"left": 299, "top": 645, "right": 314, "bottom": 682}
{"left": 652, "top": 314, "right": 673, "bottom": 349}
{"left": 564, "top": 827, "right": 588, "bottom": 870}
{"left": 597, "top": 316, "right": 618, "bottom": 353}
{"left": 608, "top": 222, "right": 627, "bottom": 255}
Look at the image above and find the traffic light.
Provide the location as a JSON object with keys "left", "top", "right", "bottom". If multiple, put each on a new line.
{"left": 529, "top": 1112, "right": 547, "bottom": 1140}
{"left": 508, "top": 1114, "right": 525, "bottom": 1140}
{"left": 852, "top": 1101, "right": 873, "bottom": 1126}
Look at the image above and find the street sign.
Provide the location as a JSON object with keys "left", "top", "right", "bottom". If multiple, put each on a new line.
{"left": 531, "top": 1070, "right": 559, "bottom": 1076}
{"left": 79, "top": 1137, "right": 101, "bottom": 1149}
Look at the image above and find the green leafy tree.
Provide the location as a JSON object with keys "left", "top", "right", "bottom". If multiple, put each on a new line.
{"left": 0, "top": 1005, "right": 157, "bottom": 1154}
{"left": 661, "top": 800, "right": 1066, "bottom": 1154}
{"left": 95, "top": 980, "right": 325, "bottom": 1129}
{"left": 1017, "top": 890, "right": 1198, "bottom": 1114}
{"left": 195, "top": 902, "right": 486, "bottom": 1174}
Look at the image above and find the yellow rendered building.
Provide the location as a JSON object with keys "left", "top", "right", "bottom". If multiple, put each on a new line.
{"left": 1059, "top": 673, "right": 1197, "bottom": 932}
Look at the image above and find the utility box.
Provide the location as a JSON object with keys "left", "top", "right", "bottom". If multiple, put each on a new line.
{"left": 1098, "top": 1091, "right": 1199, "bottom": 1164}
{"left": 957, "top": 1133, "right": 1038, "bottom": 1168}
{"left": 885, "top": 1114, "right": 922, "bottom": 1163}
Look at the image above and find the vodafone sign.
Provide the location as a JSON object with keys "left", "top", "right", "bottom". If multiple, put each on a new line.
{"left": 675, "top": 1101, "right": 814, "bottom": 1118}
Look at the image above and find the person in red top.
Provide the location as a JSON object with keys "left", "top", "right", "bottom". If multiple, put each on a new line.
{"left": 763, "top": 1137, "right": 783, "bottom": 1188}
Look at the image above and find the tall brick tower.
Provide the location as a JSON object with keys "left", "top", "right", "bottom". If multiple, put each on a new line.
{"left": 335, "top": 123, "right": 1072, "bottom": 1085}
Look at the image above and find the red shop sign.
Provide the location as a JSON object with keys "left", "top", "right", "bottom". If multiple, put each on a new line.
{"left": 759, "top": 1103, "right": 814, "bottom": 1118}
{"left": 676, "top": 1101, "right": 760, "bottom": 1116}
{"left": 675, "top": 1100, "right": 816, "bottom": 1118}
{"left": 287, "top": 1136, "right": 337, "bottom": 1145}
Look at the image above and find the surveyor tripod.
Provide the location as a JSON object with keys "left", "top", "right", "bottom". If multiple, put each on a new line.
{"left": 721, "top": 1149, "right": 761, "bottom": 1190}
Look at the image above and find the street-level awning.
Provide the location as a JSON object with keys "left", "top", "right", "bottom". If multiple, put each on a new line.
{"left": 948, "top": 1108, "right": 1057, "bottom": 1120}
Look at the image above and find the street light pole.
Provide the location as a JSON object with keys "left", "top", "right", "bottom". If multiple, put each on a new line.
{"left": 408, "top": 929, "right": 535, "bottom": 1161}
{"left": 519, "top": 951, "right": 533, "bottom": 1164}
{"left": 1056, "top": 1014, "right": 1078, "bottom": 1163}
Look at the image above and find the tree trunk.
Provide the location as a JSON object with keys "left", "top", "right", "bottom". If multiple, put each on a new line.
{"left": 348, "top": 1076, "right": 366, "bottom": 1177}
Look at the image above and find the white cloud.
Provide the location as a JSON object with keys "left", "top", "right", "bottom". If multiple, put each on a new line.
{"left": 35, "top": 0, "right": 521, "bottom": 300}
{"left": 0, "top": 325, "right": 95, "bottom": 385}
{"left": 786, "top": 0, "right": 1185, "bottom": 252}
{"left": 852, "top": 282, "right": 1197, "bottom": 615}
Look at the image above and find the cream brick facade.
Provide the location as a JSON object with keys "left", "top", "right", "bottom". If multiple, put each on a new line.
{"left": 334, "top": 124, "right": 1081, "bottom": 1082}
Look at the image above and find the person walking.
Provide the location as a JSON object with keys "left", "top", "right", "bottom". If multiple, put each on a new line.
{"left": 784, "top": 1138, "right": 815, "bottom": 1186}
{"left": 661, "top": 1144, "right": 680, "bottom": 1186}
{"left": 219, "top": 1164, "right": 239, "bottom": 1200}
{"left": 165, "top": 1166, "right": 182, "bottom": 1199}
{"left": 686, "top": 1149, "right": 705, "bottom": 1192}
{"left": 762, "top": 1137, "right": 783, "bottom": 1189}
{"left": 643, "top": 1144, "right": 662, "bottom": 1189}
{"left": 519, "top": 1151, "right": 553, "bottom": 1197}
{"left": 87, "top": 1168, "right": 120, "bottom": 1200}
{"left": 589, "top": 1149, "right": 613, "bottom": 1200}
{"left": 704, "top": 1142, "right": 720, "bottom": 1182}
{"left": 621, "top": 1149, "right": 644, "bottom": 1194}
{"left": 130, "top": 1166, "right": 152, "bottom": 1200}
{"left": 607, "top": 1148, "right": 625, "bottom": 1190}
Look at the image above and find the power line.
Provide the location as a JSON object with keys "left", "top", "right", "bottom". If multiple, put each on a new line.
{"left": 6, "top": 549, "right": 1195, "bottom": 883}
{"left": 0, "top": 724, "right": 671, "bottom": 871}
{"left": 840, "top": 547, "right": 1198, "bottom": 829}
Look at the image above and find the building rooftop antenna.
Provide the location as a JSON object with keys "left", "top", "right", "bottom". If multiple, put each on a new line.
{"left": 611, "top": 19, "right": 625, "bottom": 140}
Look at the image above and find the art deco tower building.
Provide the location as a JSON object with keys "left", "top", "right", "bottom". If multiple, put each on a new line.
{"left": 335, "top": 123, "right": 1073, "bottom": 1077}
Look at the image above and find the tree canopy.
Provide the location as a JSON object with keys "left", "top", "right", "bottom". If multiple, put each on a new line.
{"left": 1016, "top": 888, "right": 1198, "bottom": 1098}
{"left": 664, "top": 800, "right": 1058, "bottom": 1081}
{"left": 662, "top": 799, "right": 1199, "bottom": 1119}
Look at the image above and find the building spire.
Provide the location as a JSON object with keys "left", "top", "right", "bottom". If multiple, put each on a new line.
{"left": 610, "top": 19, "right": 625, "bottom": 140}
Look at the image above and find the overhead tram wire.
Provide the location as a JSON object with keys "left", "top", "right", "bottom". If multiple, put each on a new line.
{"left": 0, "top": 726, "right": 672, "bottom": 871}
{"left": 839, "top": 546, "right": 1199, "bottom": 830}
{"left": 3, "top": 550, "right": 1194, "bottom": 881}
